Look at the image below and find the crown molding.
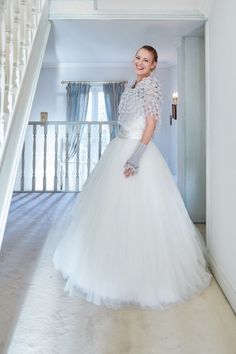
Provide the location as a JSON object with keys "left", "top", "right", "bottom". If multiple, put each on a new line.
{"left": 42, "top": 61, "right": 176, "bottom": 69}
{"left": 42, "top": 62, "right": 132, "bottom": 68}
{"left": 49, "top": 11, "right": 207, "bottom": 21}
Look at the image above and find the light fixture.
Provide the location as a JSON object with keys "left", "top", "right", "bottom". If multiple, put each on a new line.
{"left": 170, "top": 91, "right": 178, "bottom": 125}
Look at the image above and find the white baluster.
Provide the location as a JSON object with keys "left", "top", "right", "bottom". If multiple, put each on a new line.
{"left": 12, "top": 0, "right": 21, "bottom": 93}
{"left": 32, "top": 0, "right": 41, "bottom": 29}
{"left": 31, "top": 2, "right": 38, "bottom": 32}
{"left": 0, "top": 0, "right": 6, "bottom": 105}
{"left": 32, "top": 124, "right": 36, "bottom": 191}
{"left": 54, "top": 124, "right": 58, "bottom": 191}
{"left": 109, "top": 122, "right": 113, "bottom": 141}
{"left": 0, "top": 1, "right": 7, "bottom": 147}
{"left": 19, "top": 0, "right": 27, "bottom": 71}
{"left": 21, "top": 142, "right": 25, "bottom": 191}
{"left": 65, "top": 127, "right": 69, "bottom": 191}
{"left": 98, "top": 122, "right": 102, "bottom": 159}
{"left": 43, "top": 123, "right": 47, "bottom": 191}
{"left": 76, "top": 126, "right": 81, "bottom": 191}
{"left": 87, "top": 123, "right": 91, "bottom": 177}
{"left": 26, "top": 0, "right": 33, "bottom": 47}
{"left": 33, "top": 0, "right": 42, "bottom": 13}
{"left": 4, "top": 0, "right": 14, "bottom": 116}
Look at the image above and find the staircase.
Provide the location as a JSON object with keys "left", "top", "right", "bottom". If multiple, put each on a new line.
{"left": 0, "top": 0, "right": 51, "bottom": 249}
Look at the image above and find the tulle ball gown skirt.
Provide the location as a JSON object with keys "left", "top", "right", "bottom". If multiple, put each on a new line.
{"left": 52, "top": 136, "right": 212, "bottom": 309}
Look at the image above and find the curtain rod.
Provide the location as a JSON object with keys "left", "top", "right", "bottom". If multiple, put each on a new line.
{"left": 61, "top": 80, "right": 127, "bottom": 84}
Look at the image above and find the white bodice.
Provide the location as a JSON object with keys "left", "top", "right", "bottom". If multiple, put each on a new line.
{"left": 117, "top": 75, "right": 162, "bottom": 139}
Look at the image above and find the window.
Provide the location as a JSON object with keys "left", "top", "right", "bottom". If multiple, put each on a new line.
{"left": 86, "top": 86, "right": 108, "bottom": 121}
{"left": 79, "top": 86, "right": 111, "bottom": 188}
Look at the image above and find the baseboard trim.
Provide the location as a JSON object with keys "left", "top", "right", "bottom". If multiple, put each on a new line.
{"left": 208, "top": 254, "right": 236, "bottom": 313}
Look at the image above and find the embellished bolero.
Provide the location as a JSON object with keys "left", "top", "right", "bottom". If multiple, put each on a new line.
{"left": 117, "top": 75, "right": 162, "bottom": 140}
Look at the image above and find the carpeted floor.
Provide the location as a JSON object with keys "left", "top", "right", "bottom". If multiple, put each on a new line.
{"left": 0, "top": 193, "right": 236, "bottom": 354}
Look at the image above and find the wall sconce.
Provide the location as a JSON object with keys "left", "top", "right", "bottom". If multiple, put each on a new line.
{"left": 170, "top": 91, "right": 178, "bottom": 125}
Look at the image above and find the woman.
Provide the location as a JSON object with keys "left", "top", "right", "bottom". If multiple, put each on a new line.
{"left": 53, "top": 45, "right": 212, "bottom": 309}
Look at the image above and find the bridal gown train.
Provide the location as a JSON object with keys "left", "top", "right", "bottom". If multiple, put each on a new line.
{"left": 52, "top": 75, "right": 212, "bottom": 309}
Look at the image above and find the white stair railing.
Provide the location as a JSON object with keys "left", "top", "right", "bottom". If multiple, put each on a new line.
{"left": 0, "top": 0, "right": 44, "bottom": 157}
{"left": 0, "top": 0, "right": 51, "bottom": 250}
{"left": 14, "top": 121, "right": 119, "bottom": 193}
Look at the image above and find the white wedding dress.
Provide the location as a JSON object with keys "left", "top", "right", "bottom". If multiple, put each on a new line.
{"left": 52, "top": 75, "right": 212, "bottom": 310}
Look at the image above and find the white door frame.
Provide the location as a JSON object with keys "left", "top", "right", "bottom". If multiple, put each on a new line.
{"left": 204, "top": 21, "right": 211, "bottom": 247}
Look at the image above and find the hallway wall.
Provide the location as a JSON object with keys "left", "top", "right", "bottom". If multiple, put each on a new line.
{"left": 207, "top": 0, "right": 236, "bottom": 312}
{"left": 152, "top": 65, "right": 178, "bottom": 177}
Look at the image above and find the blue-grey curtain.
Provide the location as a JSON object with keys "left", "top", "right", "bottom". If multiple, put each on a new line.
{"left": 66, "top": 82, "right": 90, "bottom": 158}
{"left": 103, "top": 82, "right": 126, "bottom": 139}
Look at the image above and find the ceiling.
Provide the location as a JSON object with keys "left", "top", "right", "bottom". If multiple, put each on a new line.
{"left": 43, "top": 19, "right": 205, "bottom": 68}
{"left": 50, "top": 0, "right": 212, "bottom": 17}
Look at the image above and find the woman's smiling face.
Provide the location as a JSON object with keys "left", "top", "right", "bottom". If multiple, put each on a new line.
{"left": 133, "top": 48, "right": 157, "bottom": 80}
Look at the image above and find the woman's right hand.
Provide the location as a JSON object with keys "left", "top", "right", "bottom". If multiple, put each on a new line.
{"left": 123, "top": 163, "right": 136, "bottom": 177}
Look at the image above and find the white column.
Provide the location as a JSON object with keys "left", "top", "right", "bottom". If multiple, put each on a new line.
{"left": 177, "top": 36, "right": 206, "bottom": 222}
